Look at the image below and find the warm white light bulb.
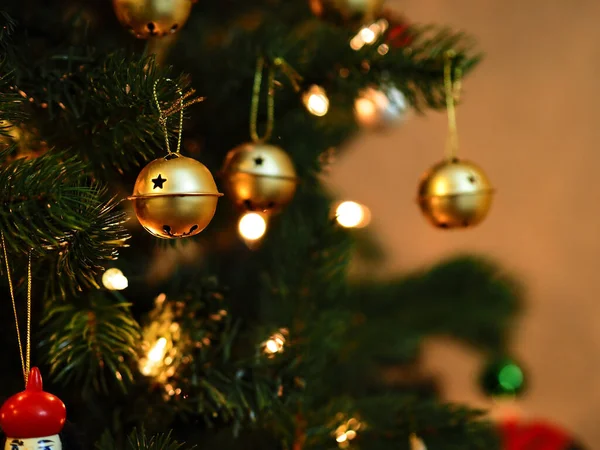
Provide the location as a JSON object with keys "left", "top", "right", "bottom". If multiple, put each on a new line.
{"left": 263, "top": 331, "right": 286, "bottom": 355}
{"left": 102, "top": 268, "right": 128, "bottom": 290}
{"left": 239, "top": 212, "right": 267, "bottom": 241}
{"left": 351, "top": 20, "right": 387, "bottom": 50}
{"left": 354, "top": 97, "right": 378, "bottom": 127}
{"left": 140, "top": 337, "right": 169, "bottom": 376}
{"left": 359, "top": 27, "right": 376, "bottom": 44}
{"left": 350, "top": 34, "right": 365, "bottom": 51}
{"left": 303, "top": 85, "right": 330, "bottom": 117}
{"left": 336, "top": 201, "right": 370, "bottom": 228}
{"left": 336, "top": 433, "right": 348, "bottom": 443}
{"left": 148, "top": 337, "right": 168, "bottom": 363}
{"left": 265, "top": 339, "right": 281, "bottom": 353}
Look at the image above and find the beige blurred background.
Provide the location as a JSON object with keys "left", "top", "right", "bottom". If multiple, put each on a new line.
{"left": 328, "top": 0, "right": 600, "bottom": 446}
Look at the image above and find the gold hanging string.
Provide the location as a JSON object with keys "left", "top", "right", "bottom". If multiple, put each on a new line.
{"left": 250, "top": 57, "right": 276, "bottom": 144}
{"left": 153, "top": 78, "right": 204, "bottom": 155}
{"left": 26, "top": 250, "right": 31, "bottom": 381}
{"left": 444, "top": 50, "right": 463, "bottom": 160}
{"left": 1, "top": 233, "right": 32, "bottom": 386}
{"left": 273, "top": 57, "right": 303, "bottom": 93}
{"left": 162, "top": 90, "right": 204, "bottom": 118}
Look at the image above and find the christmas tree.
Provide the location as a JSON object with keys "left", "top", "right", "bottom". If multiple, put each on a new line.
{"left": 0, "top": 1, "right": 521, "bottom": 449}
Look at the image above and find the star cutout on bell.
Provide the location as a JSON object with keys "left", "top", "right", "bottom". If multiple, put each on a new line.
{"left": 253, "top": 156, "right": 264, "bottom": 166}
{"left": 151, "top": 174, "right": 167, "bottom": 189}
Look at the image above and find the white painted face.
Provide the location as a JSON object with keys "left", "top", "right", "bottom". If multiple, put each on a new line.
{"left": 5, "top": 435, "right": 61, "bottom": 450}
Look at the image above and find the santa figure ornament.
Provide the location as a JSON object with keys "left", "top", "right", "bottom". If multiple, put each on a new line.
{"left": 0, "top": 368, "right": 66, "bottom": 450}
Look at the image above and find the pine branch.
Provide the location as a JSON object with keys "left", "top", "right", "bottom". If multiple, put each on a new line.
{"left": 348, "top": 256, "right": 522, "bottom": 357}
{"left": 0, "top": 11, "right": 16, "bottom": 43}
{"left": 0, "top": 150, "right": 129, "bottom": 295}
{"left": 283, "top": 19, "right": 481, "bottom": 109}
{"left": 126, "top": 430, "right": 191, "bottom": 450}
{"left": 0, "top": 11, "right": 192, "bottom": 178}
{"left": 306, "top": 394, "right": 499, "bottom": 450}
{"left": 0, "top": 30, "right": 26, "bottom": 139}
{"left": 57, "top": 52, "right": 191, "bottom": 176}
{"left": 0, "top": 73, "right": 24, "bottom": 137}
{"left": 137, "top": 276, "right": 290, "bottom": 430}
{"left": 22, "top": 50, "right": 188, "bottom": 178}
{"left": 44, "top": 190, "right": 129, "bottom": 297}
{"left": 167, "top": 8, "right": 482, "bottom": 180}
{"left": 40, "top": 291, "right": 140, "bottom": 393}
{"left": 362, "top": 24, "right": 482, "bottom": 111}
{"left": 96, "top": 428, "right": 194, "bottom": 450}
{"left": 178, "top": 6, "right": 480, "bottom": 113}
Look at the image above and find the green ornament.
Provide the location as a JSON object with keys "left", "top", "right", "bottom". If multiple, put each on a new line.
{"left": 479, "top": 357, "right": 526, "bottom": 397}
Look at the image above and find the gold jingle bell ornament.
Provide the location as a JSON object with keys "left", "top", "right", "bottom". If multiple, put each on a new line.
{"left": 130, "top": 153, "right": 221, "bottom": 238}
{"left": 221, "top": 142, "right": 297, "bottom": 213}
{"left": 113, "top": 0, "right": 193, "bottom": 38}
{"left": 309, "top": 0, "right": 384, "bottom": 23}
{"left": 128, "top": 79, "right": 222, "bottom": 239}
{"left": 222, "top": 57, "right": 298, "bottom": 214}
{"left": 417, "top": 158, "right": 493, "bottom": 228}
{"left": 417, "top": 51, "right": 494, "bottom": 229}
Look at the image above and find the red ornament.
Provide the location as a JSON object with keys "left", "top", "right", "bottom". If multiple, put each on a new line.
{"left": 500, "top": 419, "right": 576, "bottom": 450}
{"left": 386, "top": 21, "right": 412, "bottom": 48}
{"left": 0, "top": 368, "right": 66, "bottom": 439}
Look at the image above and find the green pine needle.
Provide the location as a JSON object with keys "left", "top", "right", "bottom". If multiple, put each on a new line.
{"left": 0, "top": 149, "right": 130, "bottom": 296}
{"left": 40, "top": 291, "right": 140, "bottom": 393}
{"left": 96, "top": 428, "right": 194, "bottom": 450}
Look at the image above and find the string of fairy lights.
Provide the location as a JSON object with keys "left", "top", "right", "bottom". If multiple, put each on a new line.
{"left": 0, "top": 2, "right": 485, "bottom": 447}
{"left": 99, "top": 12, "right": 422, "bottom": 448}
{"left": 237, "top": 200, "right": 371, "bottom": 244}
{"left": 3, "top": 16, "right": 391, "bottom": 249}
{"left": 235, "top": 18, "right": 402, "bottom": 244}
{"left": 298, "top": 17, "right": 408, "bottom": 128}
{"left": 102, "top": 272, "right": 431, "bottom": 448}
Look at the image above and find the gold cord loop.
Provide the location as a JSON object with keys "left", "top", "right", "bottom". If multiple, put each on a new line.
{"left": 444, "top": 51, "right": 463, "bottom": 160}
{"left": 1, "top": 233, "right": 32, "bottom": 386}
{"left": 249, "top": 57, "right": 304, "bottom": 143}
{"left": 250, "top": 57, "right": 276, "bottom": 144}
{"left": 153, "top": 78, "right": 185, "bottom": 155}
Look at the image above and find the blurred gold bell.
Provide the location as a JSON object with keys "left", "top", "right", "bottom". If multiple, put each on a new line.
{"left": 128, "top": 154, "right": 223, "bottom": 238}
{"left": 221, "top": 143, "right": 298, "bottom": 213}
{"left": 309, "top": 0, "right": 384, "bottom": 23}
{"left": 417, "top": 158, "right": 494, "bottom": 229}
{"left": 113, "top": 0, "right": 193, "bottom": 38}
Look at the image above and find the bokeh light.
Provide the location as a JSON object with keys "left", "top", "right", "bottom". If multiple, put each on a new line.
{"left": 238, "top": 212, "right": 267, "bottom": 241}
{"left": 262, "top": 330, "right": 288, "bottom": 357}
{"left": 102, "top": 267, "right": 128, "bottom": 290}
{"left": 350, "top": 20, "right": 389, "bottom": 51}
{"left": 303, "top": 85, "right": 330, "bottom": 117}
{"left": 141, "top": 337, "right": 168, "bottom": 376}
{"left": 335, "top": 201, "right": 371, "bottom": 228}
